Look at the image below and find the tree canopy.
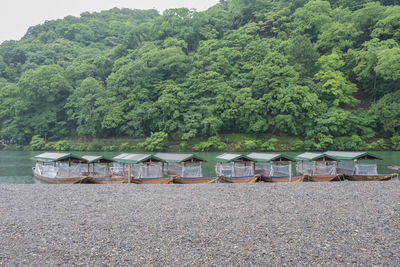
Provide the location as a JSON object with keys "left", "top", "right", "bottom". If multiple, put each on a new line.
{"left": 0, "top": 1, "right": 399, "bottom": 148}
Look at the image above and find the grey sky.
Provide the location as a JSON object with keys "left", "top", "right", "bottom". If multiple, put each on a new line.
{"left": 0, "top": 0, "right": 220, "bottom": 43}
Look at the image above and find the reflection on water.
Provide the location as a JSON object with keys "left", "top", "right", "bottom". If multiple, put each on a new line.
{"left": 0, "top": 150, "right": 399, "bottom": 184}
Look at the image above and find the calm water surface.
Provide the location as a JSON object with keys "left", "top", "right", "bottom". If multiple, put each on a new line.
{"left": 1, "top": 150, "right": 399, "bottom": 184}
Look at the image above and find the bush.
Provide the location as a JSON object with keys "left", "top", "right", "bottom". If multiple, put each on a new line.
{"left": 243, "top": 140, "right": 261, "bottom": 150}
{"left": 29, "top": 135, "right": 46, "bottom": 150}
{"left": 86, "top": 142, "right": 103, "bottom": 151}
{"left": 53, "top": 140, "right": 71, "bottom": 151}
{"left": 333, "top": 135, "right": 366, "bottom": 151}
{"left": 312, "top": 134, "right": 334, "bottom": 151}
{"left": 44, "top": 143, "right": 55, "bottom": 150}
{"left": 304, "top": 139, "right": 314, "bottom": 151}
{"left": 291, "top": 139, "right": 304, "bottom": 151}
{"left": 70, "top": 143, "right": 88, "bottom": 151}
{"left": 261, "top": 138, "right": 279, "bottom": 151}
{"left": 119, "top": 142, "right": 134, "bottom": 151}
{"left": 367, "top": 139, "right": 388, "bottom": 150}
{"left": 137, "top": 132, "right": 169, "bottom": 151}
{"left": 193, "top": 136, "right": 226, "bottom": 151}
{"left": 179, "top": 141, "right": 188, "bottom": 151}
{"left": 234, "top": 141, "right": 242, "bottom": 150}
{"left": 279, "top": 144, "right": 290, "bottom": 151}
{"left": 0, "top": 143, "right": 4, "bottom": 150}
{"left": 102, "top": 145, "right": 117, "bottom": 151}
{"left": 391, "top": 135, "right": 400, "bottom": 150}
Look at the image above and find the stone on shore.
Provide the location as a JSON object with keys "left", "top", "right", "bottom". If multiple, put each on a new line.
{"left": 0, "top": 182, "right": 399, "bottom": 266}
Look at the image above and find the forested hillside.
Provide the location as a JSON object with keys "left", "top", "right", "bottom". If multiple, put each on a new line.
{"left": 1, "top": 0, "right": 400, "bottom": 151}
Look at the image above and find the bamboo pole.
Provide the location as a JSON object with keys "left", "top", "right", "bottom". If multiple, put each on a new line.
{"left": 289, "top": 161, "right": 292, "bottom": 182}
{"left": 354, "top": 159, "right": 358, "bottom": 175}
{"left": 128, "top": 164, "right": 132, "bottom": 183}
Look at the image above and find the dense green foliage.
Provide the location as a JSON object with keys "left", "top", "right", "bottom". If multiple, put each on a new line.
{"left": 1, "top": 1, "right": 400, "bottom": 151}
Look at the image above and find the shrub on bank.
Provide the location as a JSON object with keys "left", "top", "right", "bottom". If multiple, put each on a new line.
{"left": 119, "top": 142, "right": 135, "bottom": 151}
{"left": 243, "top": 140, "right": 261, "bottom": 150}
{"left": 102, "top": 145, "right": 117, "bottom": 151}
{"left": 179, "top": 141, "right": 189, "bottom": 151}
{"left": 261, "top": 138, "right": 279, "bottom": 151}
{"left": 137, "top": 132, "right": 169, "bottom": 151}
{"left": 53, "top": 140, "right": 71, "bottom": 151}
{"left": 367, "top": 139, "right": 388, "bottom": 150}
{"left": 70, "top": 143, "right": 88, "bottom": 151}
{"left": 291, "top": 139, "right": 304, "bottom": 151}
{"left": 391, "top": 135, "right": 400, "bottom": 150}
{"left": 29, "top": 135, "right": 46, "bottom": 150}
{"left": 193, "top": 136, "right": 226, "bottom": 151}
{"left": 86, "top": 142, "right": 103, "bottom": 151}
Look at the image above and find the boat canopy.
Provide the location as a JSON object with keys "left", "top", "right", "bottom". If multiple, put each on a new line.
{"left": 324, "top": 151, "right": 382, "bottom": 161}
{"left": 216, "top": 153, "right": 253, "bottom": 163}
{"left": 82, "top": 155, "right": 116, "bottom": 164}
{"left": 247, "top": 153, "right": 294, "bottom": 162}
{"left": 216, "top": 153, "right": 254, "bottom": 177}
{"left": 33, "top": 152, "right": 87, "bottom": 163}
{"left": 296, "top": 153, "right": 337, "bottom": 175}
{"left": 295, "top": 152, "right": 337, "bottom": 162}
{"left": 113, "top": 153, "right": 164, "bottom": 164}
{"left": 154, "top": 153, "right": 205, "bottom": 163}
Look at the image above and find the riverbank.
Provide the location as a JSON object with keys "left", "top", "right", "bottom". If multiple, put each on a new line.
{"left": 1, "top": 182, "right": 399, "bottom": 265}
{"left": 2, "top": 132, "right": 399, "bottom": 152}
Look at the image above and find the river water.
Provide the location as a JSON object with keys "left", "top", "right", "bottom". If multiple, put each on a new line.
{"left": 1, "top": 150, "right": 399, "bottom": 184}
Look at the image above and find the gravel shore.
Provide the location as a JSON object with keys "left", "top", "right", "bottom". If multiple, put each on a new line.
{"left": 1, "top": 182, "right": 399, "bottom": 266}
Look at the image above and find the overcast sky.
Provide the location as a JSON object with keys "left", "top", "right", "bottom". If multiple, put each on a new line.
{"left": 0, "top": 0, "right": 220, "bottom": 43}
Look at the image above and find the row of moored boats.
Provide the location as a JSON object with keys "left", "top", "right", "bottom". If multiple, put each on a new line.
{"left": 32, "top": 151, "right": 399, "bottom": 184}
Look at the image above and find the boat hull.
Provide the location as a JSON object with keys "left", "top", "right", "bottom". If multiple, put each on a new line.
{"left": 344, "top": 174, "right": 397, "bottom": 181}
{"left": 85, "top": 176, "right": 129, "bottom": 184}
{"left": 218, "top": 175, "right": 260, "bottom": 183}
{"left": 173, "top": 177, "right": 219, "bottom": 184}
{"left": 131, "top": 177, "right": 174, "bottom": 184}
{"left": 304, "top": 174, "right": 343, "bottom": 182}
{"left": 33, "top": 169, "right": 86, "bottom": 184}
{"left": 261, "top": 175, "right": 304, "bottom": 182}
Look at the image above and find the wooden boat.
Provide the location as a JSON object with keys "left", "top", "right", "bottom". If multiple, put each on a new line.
{"left": 296, "top": 152, "right": 343, "bottom": 182}
{"left": 246, "top": 153, "right": 301, "bottom": 183}
{"left": 113, "top": 153, "right": 167, "bottom": 184}
{"left": 32, "top": 153, "right": 88, "bottom": 184}
{"left": 343, "top": 173, "right": 397, "bottom": 181}
{"left": 218, "top": 175, "right": 260, "bottom": 183}
{"left": 324, "top": 151, "right": 397, "bottom": 181}
{"left": 33, "top": 167, "right": 87, "bottom": 184}
{"left": 260, "top": 175, "right": 304, "bottom": 183}
{"left": 130, "top": 177, "right": 174, "bottom": 184}
{"left": 84, "top": 176, "right": 129, "bottom": 184}
{"left": 303, "top": 174, "right": 343, "bottom": 182}
{"left": 172, "top": 176, "right": 219, "bottom": 184}
{"left": 82, "top": 155, "right": 128, "bottom": 184}
{"left": 155, "top": 153, "right": 206, "bottom": 179}
{"left": 215, "top": 153, "right": 256, "bottom": 182}
{"left": 388, "top": 166, "right": 400, "bottom": 171}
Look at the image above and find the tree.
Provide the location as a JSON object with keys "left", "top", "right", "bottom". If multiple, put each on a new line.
{"left": 314, "top": 52, "right": 359, "bottom": 106}
{"left": 291, "top": 0, "right": 332, "bottom": 39}
{"left": 375, "top": 47, "right": 400, "bottom": 81}
{"left": 371, "top": 6, "right": 400, "bottom": 42}
{"left": 8, "top": 65, "right": 72, "bottom": 142}
{"left": 137, "top": 132, "right": 169, "bottom": 151}
{"left": 30, "top": 135, "right": 46, "bottom": 150}
{"left": 370, "top": 90, "right": 400, "bottom": 135}
{"left": 65, "top": 77, "right": 106, "bottom": 137}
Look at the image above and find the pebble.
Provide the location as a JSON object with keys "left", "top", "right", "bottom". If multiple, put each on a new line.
{"left": 0, "top": 182, "right": 399, "bottom": 266}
